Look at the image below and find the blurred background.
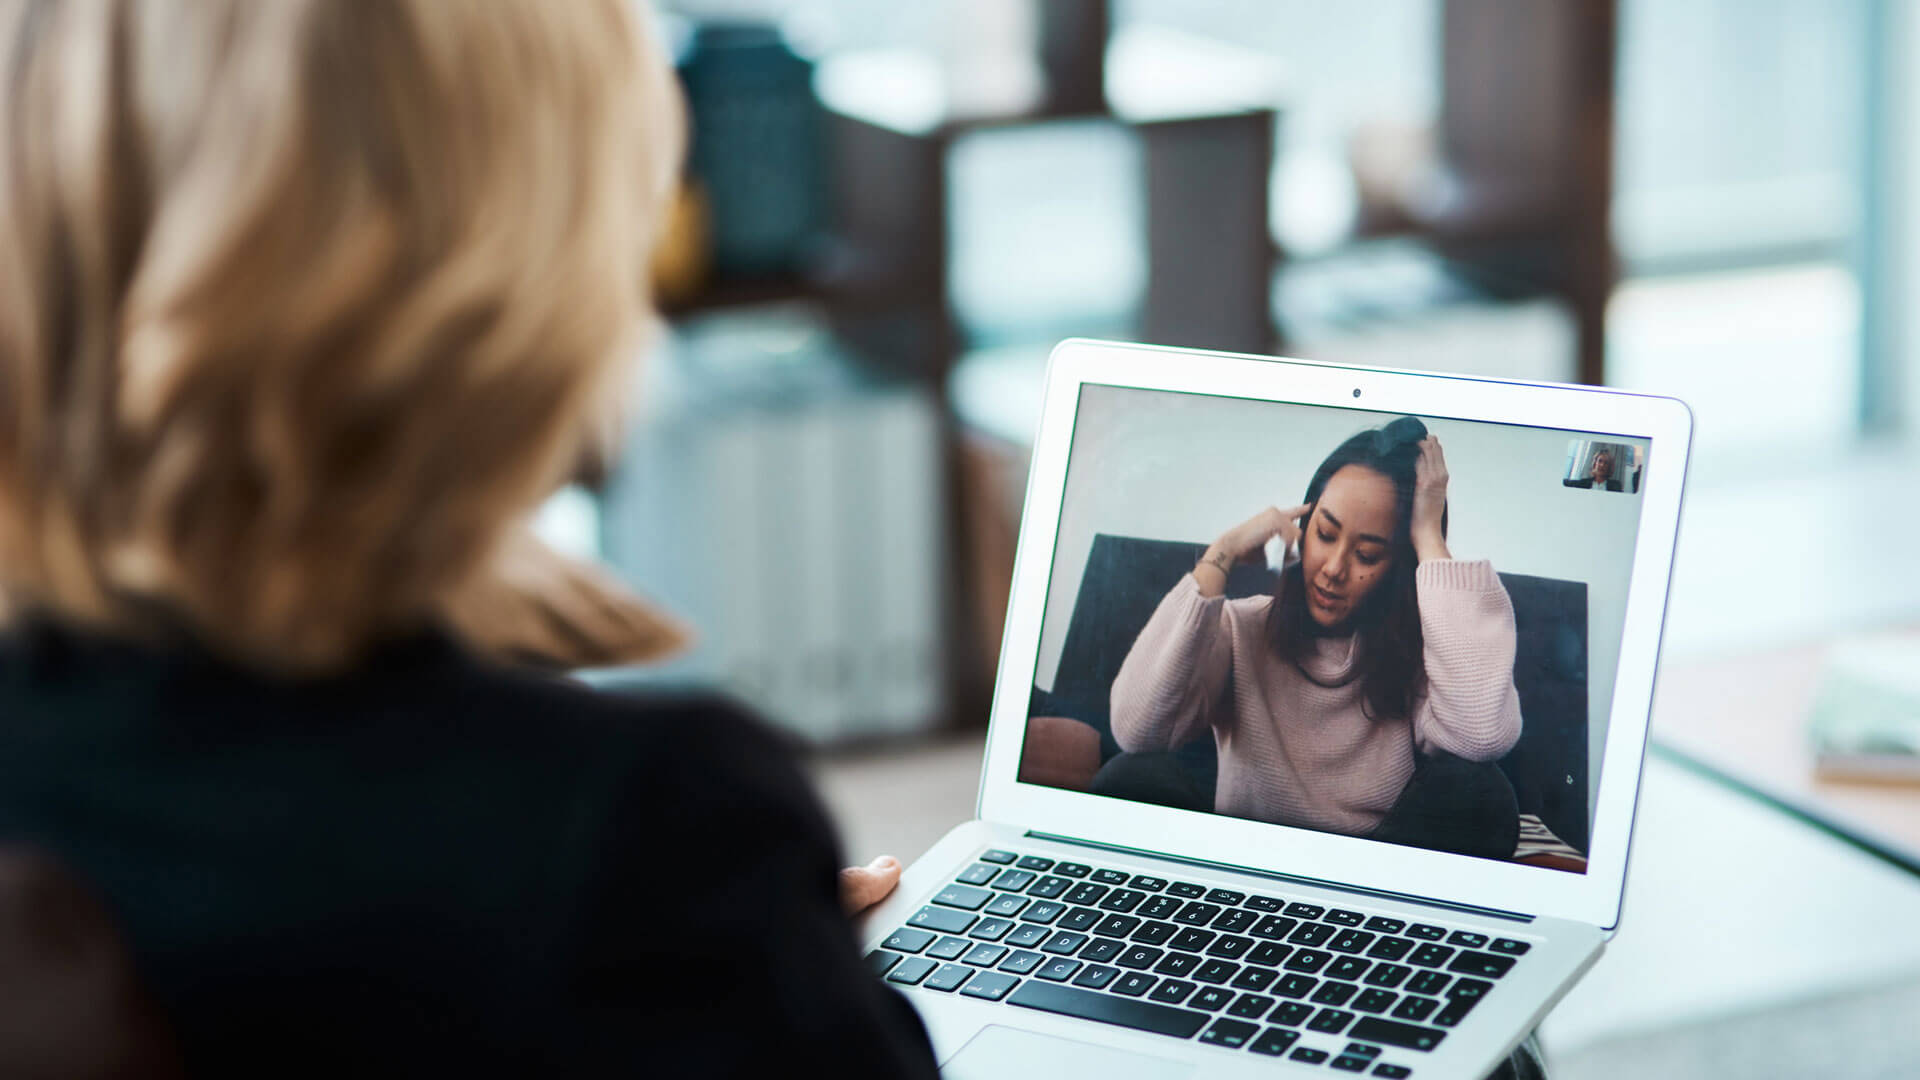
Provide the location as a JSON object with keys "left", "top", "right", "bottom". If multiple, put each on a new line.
{"left": 548, "top": 2, "right": 1920, "bottom": 1075}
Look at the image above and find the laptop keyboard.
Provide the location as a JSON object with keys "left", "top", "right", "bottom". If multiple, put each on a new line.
{"left": 869, "top": 848, "right": 1537, "bottom": 1077}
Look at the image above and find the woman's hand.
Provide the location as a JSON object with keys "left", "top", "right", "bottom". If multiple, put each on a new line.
{"left": 1411, "top": 435, "right": 1452, "bottom": 562}
{"left": 839, "top": 855, "right": 902, "bottom": 922}
{"left": 1196, "top": 504, "right": 1311, "bottom": 596}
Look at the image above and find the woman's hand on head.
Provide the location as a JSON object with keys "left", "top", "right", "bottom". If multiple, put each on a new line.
{"left": 1213, "top": 504, "right": 1312, "bottom": 565}
{"left": 1411, "top": 436, "right": 1452, "bottom": 562}
{"left": 840, "top": 856, "right": 902, "bottom": 922}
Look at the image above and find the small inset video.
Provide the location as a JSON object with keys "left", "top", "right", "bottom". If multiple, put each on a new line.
{"left": 1562, "top": 440, "right": 1642, "bottom": 494}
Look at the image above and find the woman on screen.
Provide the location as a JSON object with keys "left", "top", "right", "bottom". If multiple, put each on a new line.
{"left": 1107, "top": 417, "right": 1524, "bottom": 859}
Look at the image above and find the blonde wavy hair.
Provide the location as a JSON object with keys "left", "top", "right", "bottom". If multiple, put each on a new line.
{"left": 0, "top": 0, "right": 687, "bottom": 672}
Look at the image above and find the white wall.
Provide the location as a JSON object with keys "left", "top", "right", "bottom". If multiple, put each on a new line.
{"left": 1033, "top": 385, "right": 1650, "bottom": 811}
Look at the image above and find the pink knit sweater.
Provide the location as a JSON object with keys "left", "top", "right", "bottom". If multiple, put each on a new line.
{"left": 1110, "top": 559, "right": 1522, "bottom": 835}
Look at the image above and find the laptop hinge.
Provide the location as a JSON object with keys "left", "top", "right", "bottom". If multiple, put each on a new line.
{"left": 1025, "top": 830, "right": 1536, "bottom": 924}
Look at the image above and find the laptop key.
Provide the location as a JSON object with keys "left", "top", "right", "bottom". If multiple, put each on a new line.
{"left": 1175, "top": 902, "right": 1223, "bottom": 926}
{"left": 1166, "top": 882, "right": 1206, "bottom": 898}
{"left": 984, "top": 894, "right": 1029, "bottom": 918}
{"left": 1491, "top": 938, "right": 1531, "bottom": 956}
{"left": 1092, "top": 869, "right": 1131, "bottom": 885}
{"left": 924, "top": 963, "right": 972, "bottom": 992}
{"left": 960, "top": 971, "right": 1020, "bottom": 1001}
{"left": 1007, "top": 981, "right": 1211, "bottom": 1039}
{"left": 1366, "top": 964, "right": 1413, "bottom": 989}
{"left": 1433, "top": 994, "right": 1480, "bottom": 1028}
{"left": 1072, "top": 964, "right": 1121, "bottom": 990}
{"left": 1099, "top": 890, "right": 1147, "bottom": 913}
{"left": 1330, "top": 1055, "right": 1372, "bottom": 1073}
{"left": 1354, "top": 989, "right": 1398, "bottom": 1014}
{"left": 979, "top": 849, "right": 1017, "bottom": 864}
{"left": 1448, "top": 978, "right": 1494, "bottom": 1001}
{"left": 1191, "top": 986, "right": 1234, "bottom": 1011}
{"left": 1365, "top": 916, "right": 1407, "bottom": 934}
{"left": 1324, "top": 909, "right": 1365, "bottom": 927}
{"left": 1405, "top": 924, "right": 1447, "bottom": 941}
{"left": 1291, "top": 1047, "right": 1330, "bottom": 1064}
{"left": 1016, "top": 856, "right": 1055, "bottom": 871}
{"left": 1193, "top": 959, "right": 1240, "bottom": 984}
{"left": 1406, "top": 971, "right": 1450, "bottom": 996}
{"left": 1132, "top": 920, "right": 1178, "bottom": 946}
{"left": 1251, "top": 915, "right": 1298, "bottom": 940}
{"left": 1041, "top": 931, "right": 1089, "bottom": 955}
{"left": 1309, "top": 1008, "right": 1357, "bottom": 1034}
{"left": 1285, "top": 903, "right": 1326, "bottom": 919}
{"left": 1274, "top": 974, "right": 1318, "bottom": 998}
{"left": 1446, "top": 931, "right": 1488, "bottom": 949}
{"left": 1230, "top": 967, "right": 1278, "bottom": 992}
{"left": 1349, "top": 1016, "right": 1448, "bottom": 1052}
{"left": 1081, "top": 938, "right": 1126, "bottom": 964}
{"left": 1062, "top": 883, "right": 1109, "bottom": 907}
{"left": 1313, "top": 981, "right": 1358, "bottom": 1007}
{"left": 968, "top": 917, "right": 1014, "bottom": 942}
{"left": 1212, "top": 909, "right": 1258, "bottom": 934}
{"left": 1154, "top": 953, "right": 1199, "bottom": 977}
{"left": 934, "top": 885, "right": 992, "bottom": 912}
{"left": 999, "top": 950, "right": 1044, "bottom": 974}
{"left": 1150, "top": 979, "right": 1197, "bottom": 1005}
{"left": 1005, "top": 924, "right": 1050, "bottom": 948}
{"left": 1247, "top": 942, "right": 1292, "bottom": 967}
{"left": 1206, "top": 935, "right": 1253, "bottom": 960}
{"left": 884, "top": 927, "right": 937, "bottom": 953}
{"left": 963, "top": 943, "right": 1009, "bottom": 967}
{"left": 1368, "top": 936, "right": 1415, "bottom": 961}
{"left": 1139, "top": 895, "right": 1183, "bottom": 921}
{"left": 928, "top": 936, "right": 970, "bottom": 960}
{"left": 1053, "top": 862, "right": 1093, "bottom": 879}
{"left": 1331, "top": 930, "right": 1376, "bottom": 954}
{"left": 1249, "top": 1027, "right": 1300, "bottom": 1056}
{"left": 1246, "top": 895, "right": 1285, "bottom": 913}
{"left": 1326, "top": 957, "right": 1372, "bottom": 982}
{"left": 1130, "top": 875, "right": 1169, "bottom": 892}
{"left": 1228, "top": 993, "right": 1277, "bottom": 1019}
{"left": 990, "top": 869, "right": 1037, "bottom": 892}
{"left": 1056, "top": 907, "right": 1102, "bottom": 932}
{"left": 1391, "top": 996, "right": 1440, "bottom": 1022}
{"left": 1269, "top": 1001, "right": 1315, "bottom": 1026}
{"left": 1024, "top": 902, "right": 1066, "bottom": 925}
{"left": 887, "top": 957, "right": 938, "bottom": 986}
{"left": 1373, "top": 1066, "right": 1413, "bottom": 1078}
{"left": 1343, "top": 1041, "right": 1382, "bottom": 1059}
{"left": 1289, "top": 922, "right": 1335, "bottom": 946}
{"left": 1199, "top": 1018, "right": 1259, "bottom": 1049}
{"left": 1027, "top": 876, "right": 1073, "bottom": 899}
{"left": 908, "top": 907, "right": 975, "bottom": 935}
{"left": 956, "top": 864, "right": 999, "bottom": 886}
{"left": 1285, "top": 949, "right": 1333, "bottom": 974}
{"left": 1407, "top": 944, "right": 1454, "bottom": 968}
{"left": 869, "top": 950, "right": 902, "bottom": 976}
{"left": 1095, "top": 914, "right": 1141, "bottom": 937}
{"left": 1447, "top": 951, "right": 1516, "bottom": 979}
{"left": 1117, "top": 945, "right": 1164, "bottom": 970}
{"left": 1036, "top": 958, "right": 1082, "bottom": 982}
{"left": 1169, "top": 928, "right": 1215, "bottom": 953}
{"left": 1112, "top": 972, "right": 1157, "bottom": 997}
{"left": 1204, "top": 889, "right": 1247, "bottom": 906}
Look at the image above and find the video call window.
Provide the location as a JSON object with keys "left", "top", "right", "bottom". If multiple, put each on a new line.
{"left": 1017, "top": 386, "right": 1652, "bottom": 876}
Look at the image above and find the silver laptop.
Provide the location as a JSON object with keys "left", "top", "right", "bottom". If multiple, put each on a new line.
{"left": 860, "top": 340, "right": 1691, "bottom": 1079}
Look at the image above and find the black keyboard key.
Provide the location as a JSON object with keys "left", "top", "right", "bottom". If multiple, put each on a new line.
{"left": 1407, "top": 943, "right": 1455, "bottom": 968}
{"left": 1289, "top": 922, "right": 1335, "bottom": 946}
{"left": 1275, "top": 973, "right": 1318, "bottom": 998}
{"left": 1169, "top": 928, "right": 1215, "bottom": 953}
{"left": 1354, "top": 988, "right": 1398, "bottom": 1013}
{"left": 1204, "top": 888, "right": 1247, "bottom": 905}
{"left": 1286, "top": 903, "right": 1326, "bottom": 919}
{"left": 1174, "top": 902, "right": 1223, "bottom": 926}
{"left": 1374, "top": 1066, "right": 1413, "bottom": 1078}
{"left": 1016, "top": 856, "right": 1055, "bottom": 871}
{"left": 1000, "top": 950, "right": 1044, "bottom": 974}
{"left": 1193, "top": 959, "right": 1240, "bottom": 984}
{"left": 1448, "top": 977, "right": 1493, "bottom": 1001}
{"left": 1072, "top": 964, "right": 1121, "bottom": 990}
{"left": 1324, "top": 908, "right": 1365, "bottom": 927}
{"left": 1252, "top": 915, "right": 1298, "bottom": 940}
{"left": 1212, "top": 908, "right": 1258, "bottom": 934}
{"left": 1056, "top": 907, "right": 1102, "bottom": 932}
{"left": 1285, "top": 949, "right": 1332, "bottom": 974}
{"left": 1291, "top": 1047, "right": 1330, "bottom": 1064}
{"left": 1036, "top": 957, "right": 1082, "bottom": 982}
{"left": 1406, "top": 971, "right": 1450, "bottom": 996}
{"left": 869, "top": 950, "right": 901, "bottom": 976}
{"left": 924, "top": 963, "right": 973, "bottom": 992}
{"left": 1149, "top": 979, "right": 1197, "bottom": 1005}
{"left": 1331, "top": 1055, "right": 1372, "bottom": 1073}
{"left": 887, "top": 956, "right": 938, "bottom": 985}
{"left": 1099, "top": 889, "right": 1147, "bottom": 913}
{"left": 1391, "top": 996, "right": 1440, "bottom": 1022}
{"left": 963, "top": 943, "right": 1009, "bottom": 967}
{"left": 1206, "top": 935, "right": 1254, "bottom": 960}
{"left": 979, "top": 849, "right": 1017, "bottom": 864}
{"left": 1132, "top": 920, "right": 1177, "bottom": 946}
{"left": 960, "top": 971, "right": 1020, "bottom": 1001}
{"left": 1246, "top": 895, "right": 1285, "bottom": 913}
{"left": 1153, "top": 953, "right": 1199, "bottom": 977}
{"left": 1008, "top": 981, "right": 1212, "bottom": 1039}
{"left": 1005, "top": 924, "right": 1050, "bottom": 948}
{"left": 1247, "top": 942, "right": 1292, "bottom": 967}
{"left": 1269, "top": 1001, "right": 1315, "bottom": 1026}
{"left": 985, "top": 894, "right": 1030, "bottom": 918}
{"left": 1229, "top": 992, "right": 1277, "bottom": 1018}
{"left": 1095, "top": 914, "right": 1141, "bottom": 938}
{"left": 1368, "top": 936, "right": 1415, "bottom": 961}
{"left": 1054, "top": 862, "right": 1093, "bottom": 879}
{"left": 1024, "top": 901, "right": 1066, "bottom": 925}
{"left": 1250, "top": 1027, "right": 1300, "bottom": 1056}
{"left": 968, "top": 917, "right": 1015, "bottom": 941}
{"left": 1365, "top": 916, "right": 1407, "bottom": 934}
{"left": 1313, "top": 981, "right": 1359, "bottom": 1007}
{"left": 1406, "top": 923, "right": 1446, "bottom": 941}
{"left": 991, "top": 869, "right": 1038, "bottom": 891}
{"left": 928, "top": 936, "right": 970, "bottom": 960}
{"left": 1309, "top": 1008, "right": 1357, "bottom": 1034}
{"left": 956, "top": 863, "right": 1000, "bottom": 886}
{"left": 1491, "top": 937, "right": 1531, "bottom": 956}
{"left": 1199, "top": 1018, "right": 1259, "bottom": 1048}
{"left": 1092, "top": 869, "right": 1131, "bottom": 885}
{"left": 1230, "top": 967, "right": 1278, "bottom": 992}
{"left": 1433, "top": 994, "right": 1480, "bottom": 1028}
{"left": 1113, "top": 972, "right": 1156, "bottom": 997}
{"left": 1028, "top": 876, "right": 1073, "bottom": 899}
{"left": 1166, "top": 881, "right": 1206, "bottom": 898}
{"left": 1326, "top": 956, "right": 1372, "bottom": 982}
{"left": 1139, "top": 895, "right": 1183, "bottom": 921}
{"left": 1041, "top": 931, "right": 1089, "bottom": 955}
{"left": 884, "top": 927, "right": 937, "bottom": 953}
{"left": 1447, "top": 951, "right": 1516, "bottom": 979}
{"left": 1350, "top": 1016, "right": 1448, "bottom": 1052}
{"left": 1063, "top": 883, "right": 1109, "bottom": 907}
{"left": 1081, "top": 938, "right": 1126, "bottom": 964}
{"left": 1343, "top": 1046, "right": 1382, "bottom": 1062}
{"left": 1447, "top": 931, "right": 1488, "bottom": 949}
{"left": 1365, "top": 964, "right": 1413, "bottom": 988}
{"left": 1331, "top": 929, "right": 1376, "bottom": 954}
{"left": 1129, "top": 875, "right": 1169, "bottom": 892}
{"left": 1191, "top": 986, "right": 1234, "bottom": 1011}
{"left": 1117, "top": 945, "right": 1164, "bottom": 970}
{"left": 908, "top": 907, "right": 976, "bottom": 934}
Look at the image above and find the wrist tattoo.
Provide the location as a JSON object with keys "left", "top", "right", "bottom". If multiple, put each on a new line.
{"left": 1202, "top": 551, "right": 1234, "bottom": 575}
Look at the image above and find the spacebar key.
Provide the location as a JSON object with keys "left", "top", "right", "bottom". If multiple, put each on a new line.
{"left": 1008, "top": 981, "right": 1210, "bottom": 1038}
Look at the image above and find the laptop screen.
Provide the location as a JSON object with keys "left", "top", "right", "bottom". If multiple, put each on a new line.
{"left": 1017, "top": 383, "right": 1653, "bottom": 877}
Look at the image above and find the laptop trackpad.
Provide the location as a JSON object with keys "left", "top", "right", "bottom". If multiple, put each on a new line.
{"left": 942, "top": 1024, "right": 1194, "bottom": 1080}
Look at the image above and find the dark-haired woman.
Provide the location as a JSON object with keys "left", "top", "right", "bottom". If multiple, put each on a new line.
{"left": 1107, "top": 420, "right": 1523, "bottom": 859}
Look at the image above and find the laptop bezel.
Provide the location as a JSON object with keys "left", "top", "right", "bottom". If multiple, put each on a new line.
{"left": 976, "top": 339, "right": 1692, "bottom": 931}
